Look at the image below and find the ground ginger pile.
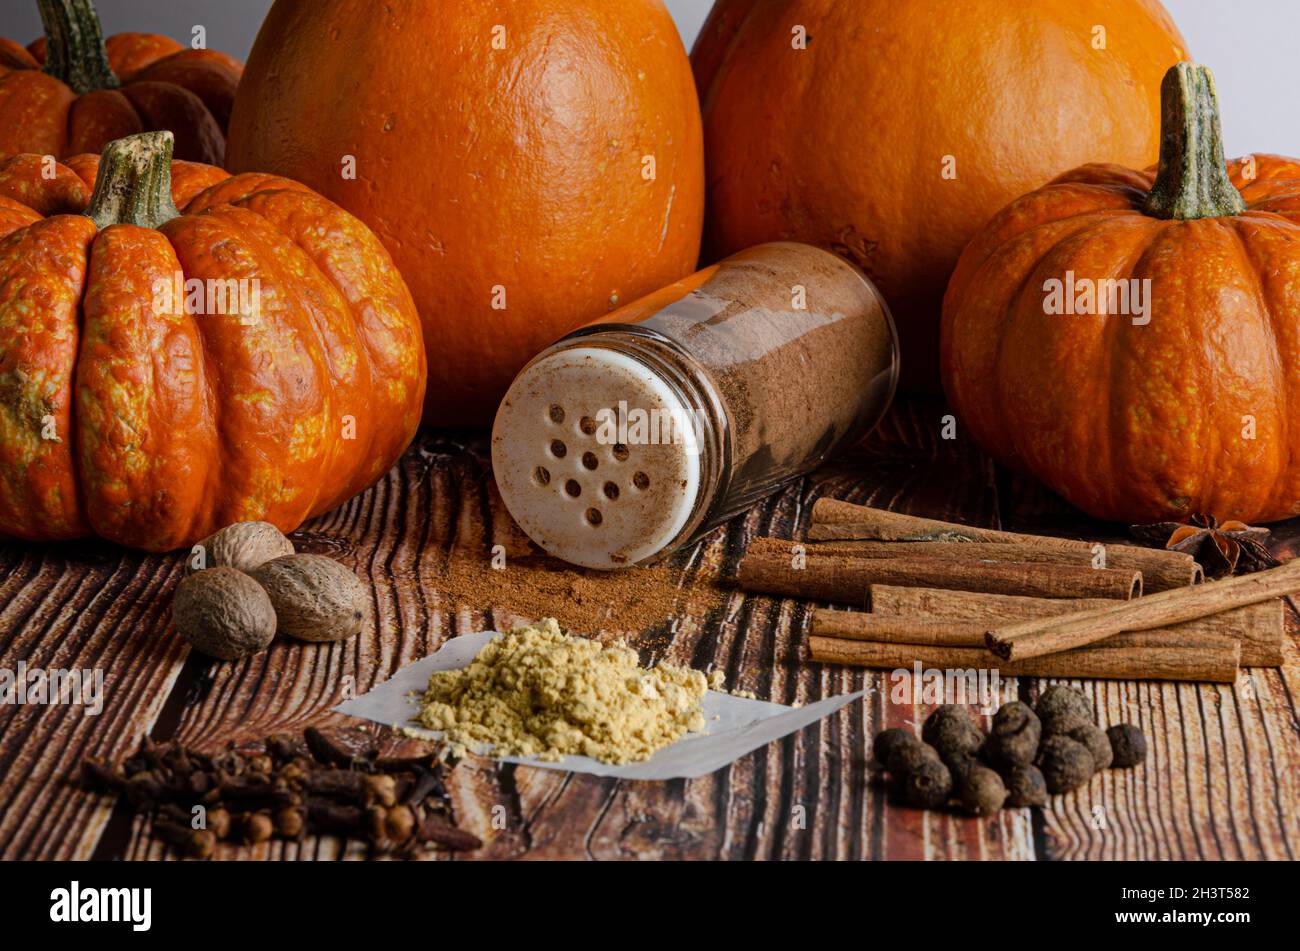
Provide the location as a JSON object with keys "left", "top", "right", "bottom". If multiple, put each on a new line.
{"left": 416, "top": 618, "right": 713, "bottom": 764}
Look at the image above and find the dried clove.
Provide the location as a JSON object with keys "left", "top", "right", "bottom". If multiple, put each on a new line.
{"left": 153, "top": 818, "right": 216, "bottom": 860}
{"left": 79, "top": 727, "right": 479, "bottom": 859}
{"left": 415, "top": 815, "right": 483, "bottom": 852}
{"left": 304, "top": 726, "right": 377, "bottom": 769}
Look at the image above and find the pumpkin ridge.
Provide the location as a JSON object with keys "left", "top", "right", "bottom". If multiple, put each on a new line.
{"left": 103, "top": 32, "right": 185, "bottom": 81}
{"left": 226, "top": 188, "right": 423, "bottom": 507}
{"left": 1002, "top": 216, "right": 1163, "bottom": 509}
{"left": 159, "top": 208, "right": 327, "bottom": 532}
{"left": 0, "top": 214, "right": 95, "bottom": 539}
{"left": 66, "top": 87, "right": 144, "bottom": 157}
{"left": 202, "top": 199, "right": 375, "bottom": 519}
{"left": 1223, "top": 216, "right": 1296, "bottom": 517}
{"left": 75, "top": 224, "right": 214, "bottom": 548}
{"left": 1099, "top": 220, "right": 1185, "bottom": 518}
{"left": 0, "top": 70, "right": 74, "bottom": 158}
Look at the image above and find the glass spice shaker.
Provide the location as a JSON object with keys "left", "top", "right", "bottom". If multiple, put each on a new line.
{"left": 492, "top": 241, "right": 899, "bottom": 569}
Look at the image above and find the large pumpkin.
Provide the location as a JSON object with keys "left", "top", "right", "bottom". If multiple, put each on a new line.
{"left": 693, "top": 0, "right": 1188, "bottom": 390}
{"left": 942, "top": 63, "right": 1300, "bottom": 525}
{"left": 0, "top": 0, "right": 242, "bottom": 164}
{"left": 226, "top": 0, "right": 704, "bottom": 426}
{"left": 0, "top": 132, "right": 425, "bottom": 550}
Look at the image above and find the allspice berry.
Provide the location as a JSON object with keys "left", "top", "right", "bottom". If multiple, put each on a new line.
{"left": 932, "top": 719, "right": 984, "bottom": 769}
{"left": 1003, "top": 764, "right": 1048, "bottom": 807}
{"left": 1035, "top": 685, "right": 1092, "bottom": 735}
{"left": 249, "top": 554, "right": 370, "bottom": 643}
{"left": 1062, "top": 722, "right": 1113, "bottom": 771}
{"left": 1107, "top": 724, "right": 1148, "bottom": 768}
{"left": 945, "top": 752, "right": 982, "bottom": 781}
{"left": 172, "top": 567, "right": 277, "bottom": 660}
{"left": 921, "top": 704, "right": 970, "bottom": 745}
{"left": 983, "top": 701, "right": 1041, "bottom": 768}
{"left": 922, "top": 705, "right": 983, "bottom": 767}
{"left": 955, "top": 764, "right": 1007, "bottom": 816}
{"left": 190, "top": 521, "right": 294, "bottom": 574}
{"left": 1036, "top": 735, "right": 1095, "bottom": 794}
{"left": 872, "top": 727, "right": 918, "bottom": 767}
{"left": 891, "top": 757, "right": 953, "bottom": 809}
{"left": 886, "top": 739, "right": 941, "bottom": 776}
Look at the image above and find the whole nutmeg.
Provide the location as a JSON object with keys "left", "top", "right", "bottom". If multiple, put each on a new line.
{"left": 249, "top": 554, "right": 369, "bottom": 643}
{"left": 190, "top": 521, "right": 294, "bottom": 574}
{"left": 172, "top": 567, "right": 277, "bottom": 660}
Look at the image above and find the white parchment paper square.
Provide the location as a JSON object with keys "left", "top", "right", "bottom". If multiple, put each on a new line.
{"left": 335, "top": 631, "right": 864, "bottom": 780}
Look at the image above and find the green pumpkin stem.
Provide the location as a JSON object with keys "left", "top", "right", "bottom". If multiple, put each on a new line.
{"left": 38, "top": 0, "right": 119, "bottom": 94}
{"left": 84, "top": 132, "right": 181, "bottom": 231}
{"left": 1142, "top": 63, "right": 1245, "bottom": 220}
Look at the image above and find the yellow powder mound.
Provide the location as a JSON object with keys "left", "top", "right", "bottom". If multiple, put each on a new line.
{"left": 417, "top": 618, "right": 712, "bottom": 764}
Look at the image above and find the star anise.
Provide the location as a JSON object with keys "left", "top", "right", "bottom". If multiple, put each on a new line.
{"left": 1130, "top": 513, "right": 1280, "bottom": 578}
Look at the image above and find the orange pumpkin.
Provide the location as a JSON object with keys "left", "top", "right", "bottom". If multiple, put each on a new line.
{"left": 0, "top": 0, "right": 242, "bottom": 164}
{"left": 0, "top": 132, "right": 425, "bottom": 550}
{"left": 942, "top": 63, "right": 1300, "bottom": 524}
{"left": 226, "top": 0, "right": 704, "bottom": 426}
{"left": 692, "top": 0, "right": 1188, "bottom": 390}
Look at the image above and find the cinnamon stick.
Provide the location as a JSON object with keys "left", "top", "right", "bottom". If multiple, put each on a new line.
{"left": 985, "top": 558, "right": 1300, "bottom": 661}
{"left": 811, "top": 604, "right": 1281, "bottom": 666}
{"left": 807, "top": 636, "right": 1240, "bottom": 684}
{"left": 807, "top": 499, "right": 1201, "bottom": 590}
{"left": 736, "top": 547, "right": 1141, "bottom": 603}
{"left": 867, "top": 584, "right": 1113, "bottom": 619}
{"left": 770, "top": 536, "right": 1199, "bottom": 592}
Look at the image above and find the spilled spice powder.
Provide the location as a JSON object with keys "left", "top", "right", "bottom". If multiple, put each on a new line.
{"left": 425, "top": 552, "right": 724, "bottom": 636}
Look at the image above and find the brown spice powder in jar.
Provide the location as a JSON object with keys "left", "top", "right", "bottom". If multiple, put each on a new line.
{"left": 634, "top": 242, "right": 898, "bottom": 510}
{"left": 492, "top": 242, "right": 898, "bottom": 569}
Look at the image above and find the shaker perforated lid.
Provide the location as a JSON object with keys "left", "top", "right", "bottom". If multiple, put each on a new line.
{"left": 491, "top": 346, "right": 703, "bottom": 570}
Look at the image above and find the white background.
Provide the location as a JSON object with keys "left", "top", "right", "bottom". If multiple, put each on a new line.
{"left": 0, "top": 1, "right": 1290, "bottom": 156}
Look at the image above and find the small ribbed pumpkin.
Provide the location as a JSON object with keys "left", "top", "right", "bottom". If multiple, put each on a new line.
{"left": 0, "top": 0, "right": 242, "bottom": 163}
{"left": 942, "top": 63, "right": 1300, "bottom": 524}
{"left": 0, "top": 132, "right": 425, "bottom": 550}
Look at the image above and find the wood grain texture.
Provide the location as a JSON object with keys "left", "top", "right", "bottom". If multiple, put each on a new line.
{"left": 1, "top": 400, "right": 1296, "bottom": 861}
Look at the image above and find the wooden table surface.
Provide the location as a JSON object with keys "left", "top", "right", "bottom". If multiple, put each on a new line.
{"left": 2, "top": 398, "right": 1297, "bottom": 861}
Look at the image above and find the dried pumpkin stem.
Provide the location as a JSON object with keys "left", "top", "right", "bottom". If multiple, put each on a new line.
{"left": 1142, "top": 62, "right": 1245, "bottom": 220}
{"left": 38, "top": 0, "right": 119, "bottom": 94}
{"left": 84, "top": 132, "right": 181, "bottom": 231}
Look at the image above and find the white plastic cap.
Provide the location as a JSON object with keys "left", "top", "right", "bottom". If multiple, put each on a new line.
{"left": 491, "top": 346, "right": 703, "bottom": 570}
